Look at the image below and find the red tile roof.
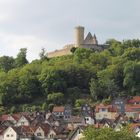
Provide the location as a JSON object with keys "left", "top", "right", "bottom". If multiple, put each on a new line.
{"left": 12, "top": 114, "right": 21, "bottom": 121}
{"left": 95, "top": 104, "right": 118, "bottom": 112}
{"left": 125, "top": 105, "right": 140, "bottom": 112}
{"left": 53, "top": 106, "right": 65, "bottom": 112}
{"left": 128, "top": 96, "right": 140, "bottom": 104}
{"left": 1, "top": 115, "right": 9, "bottom": 121}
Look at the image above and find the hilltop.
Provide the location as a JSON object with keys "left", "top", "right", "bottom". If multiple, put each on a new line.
{"left": 0, "top": 39, "right": 140, "bottom": 114}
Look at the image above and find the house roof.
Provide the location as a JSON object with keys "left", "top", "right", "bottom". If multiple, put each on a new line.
{"left": 99, "top": 118, "right": 114, "bottom": 128}
{"left": 13, "top": 114, "right": 22, "bottom": 121}
{"left": 1, "top": 115, "right": 9, "bottom": 121}
{"left": 128, "top": 96, "right": 140, "bottom": 104}
{"left": 114, "top": 114, "right": 128, "bottom": 124}
{"left": 95, "top": 104, "right": 118, "bottom": 112}
{"left": 67, "top": 126, "right": 86, "bottom": 140}
{"left": 125, "top": 105, "right": 140, "bottom": 112}
{"left": 84, "top": 32, "right": 93, "bottom": 42}
{"left": 66, "top": 116, "right": 84, "bottom": 123}
{"left": 53, "top": 106, "right": 65, "bottom": 112}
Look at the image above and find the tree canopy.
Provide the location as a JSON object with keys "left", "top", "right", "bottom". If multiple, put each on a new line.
{"left": 0, "top": 39, "right": 139, "bottom": 113}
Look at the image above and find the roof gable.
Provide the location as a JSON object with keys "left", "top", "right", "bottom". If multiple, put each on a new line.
{"left": 84, "top": 32, "right": 93, "bottom": 43}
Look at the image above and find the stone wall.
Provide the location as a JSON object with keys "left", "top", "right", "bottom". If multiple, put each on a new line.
{"left": 47, "top": 47, "right": 73, "bottom": 58}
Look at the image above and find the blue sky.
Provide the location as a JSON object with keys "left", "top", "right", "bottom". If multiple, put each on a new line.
{"left": 0, "top": 0, "right": 139, "bottom": 61}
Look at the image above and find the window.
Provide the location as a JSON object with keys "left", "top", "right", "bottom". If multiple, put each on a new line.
{"left": 50, "top": 134, "right": 54, "bottom": 138}
{"left": 86, "top": 118, "right": 89, "bottom": 121}
{"left": 6, "top": 134, "right": 9, "bottom": 137}
{"left": 11, "top": 134, "right": 13, "bottom": 137}
{"left": 21, "top": 122, "right": 25, "bottom": 125}
{"left": 100, "top": 108, "right": 108, "bottom": 112}
{"left": 37, "top": 133, "right": 42, "bottom": 136}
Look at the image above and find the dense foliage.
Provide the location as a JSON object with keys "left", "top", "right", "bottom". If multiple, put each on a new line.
{"left": 83, "top": 126, "right": 139, "bottom": 140}
{"left": 0, "top": 39, "right": 140, "bottom": 113}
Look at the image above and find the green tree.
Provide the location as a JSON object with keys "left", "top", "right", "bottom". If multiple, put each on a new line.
{"left": 39, "top": 48, "right": 48, "bottom": 61}
{"left": 39, "top": 69, "right": 67, "bottom": 95}
{"left": 90, "top": 78, "right": 101, "bottom": 101}
{"left": 0, "top": 56, "right": 15, "bottom": 72}
{"left": 47, "top": 92, "right": 64, "bottom": 105}
{"left": 83, "top": 126, "right": 139, "bottom": 140}
{"left": 74, "top": 48, "right": 94, "bottom": 64}
{"left": 75, "top": 99, "right": 87, "bottom": 108}
{"left": 123, "top": 61, "right": 140, "bottom": 95}
{"left": 15, "top": 48, "right": 28, "bottom": 67}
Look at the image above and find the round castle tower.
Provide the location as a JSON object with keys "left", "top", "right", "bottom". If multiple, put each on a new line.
{"left": 74, "top": 26, "right": 84, "bottom": 47}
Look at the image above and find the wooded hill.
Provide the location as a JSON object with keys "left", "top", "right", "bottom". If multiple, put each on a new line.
{"left": 0, "top": 39, "right": 140, "bottom": 113}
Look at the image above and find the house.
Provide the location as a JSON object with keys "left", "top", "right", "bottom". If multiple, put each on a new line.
{"left": 16, "top": 115, "right": 30, "bottom": 126}
{"left": 84, "top": 116, "right": 95, "bottom": 125}
{"left": 95, "top": 104, "right": 118, "bottom": 120}
{"left": 81, "top": 104, "right": 94, "bottom": 117}
{"left": 3, "top": 126, "right": 18, "bottom": 140}
{"left": 81, "top": 104, "right": 95, "bottom": 125}
{"left": 52, "top": 105, "right": 72, "bottom": 120}
{"left": 125, "top": 104, "right": 140, "bottom": 119}
{"left": 45, "top": 113, "right": 61, "bottom": 127}
{"left": 128, "top": 96, "right": 140, "bottom": 105}
{"left": 3, "top": 126, "right": 33, "bottom": 140}
{"left": 99, "top": 118, "right": 114, "bottom": 128}
{"left": 34, "top": 124, "right": 56, "bottom": 140}
{"left": 67, "top": 126, "right": 85, "bottom": 140}
{"left": 0, "top": 127, "right": 5, "bottom": 140}
{"left": 34, "top": 126, "right": 48, "bottom": 140}
{"left": 1, "top": 120, "right": 14, "bottom": 127}
{"left": 1, "top": 114, "right": 20, "bottom": 125}
{"left": 113, "top": 114, "right": 128, "bottom": 131}
{"left": 18, "top": 126, "right": 33, "bottom": 140}
{"left": 66, "top": 116, "right": 85, "bottom": 131}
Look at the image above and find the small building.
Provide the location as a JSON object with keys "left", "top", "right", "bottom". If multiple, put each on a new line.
{"left": 16, "top": 115, "right": 30, "bottom": 126}
{"left": 66, "top": 116, "right": 85, "bottom": 130}
{"left": 95, "top": 104, "right": 118, "bottom": 120}
{"left": 67, "top": 126, "right": 85, "bottom": 140}
{"left": 125, "top": 104, "right": 140, "bottom": 119}
{"left": 52, "top": 105, "right": 72, "bottom": 120}
{"left": 128, "top": 96, "right": 140, "bottom": 105}
{"left": 3, "top": 126, "right": 18, "bottom": 140}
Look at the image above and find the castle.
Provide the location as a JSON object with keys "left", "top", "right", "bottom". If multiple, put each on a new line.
{"left": 47, "top": 26, "right": 106, "bottom": 58}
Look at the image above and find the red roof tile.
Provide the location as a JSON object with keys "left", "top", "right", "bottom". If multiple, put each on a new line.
{"left": 125, "top": 104, "right": 140, "bottom": 112}
{"left": 95, "top": 104, "right": 118, "bottom": 112}
{"left": 128, "top": 96, "right": 140, "bottom": 104}
{"left": 53, "top": 106, "right": 65, "bottom": 112}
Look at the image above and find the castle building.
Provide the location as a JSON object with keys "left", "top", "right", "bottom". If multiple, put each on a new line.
{"left": 47, "top": 26, "right": 107, "bottom": 58}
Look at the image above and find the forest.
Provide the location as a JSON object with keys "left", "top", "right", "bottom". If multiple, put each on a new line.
{"left": 0, "top": 39, "right": 140, "bottom": 114}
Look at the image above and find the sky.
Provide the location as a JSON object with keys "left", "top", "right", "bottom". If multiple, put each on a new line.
{"left": 0, "top": 0, "right": 140, "bottom": 61}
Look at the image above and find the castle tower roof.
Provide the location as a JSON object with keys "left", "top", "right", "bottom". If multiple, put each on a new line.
{"left": 93, "top": 34, "right": 98, "bottom": 45}
{"left": 84, "top": 32, "right": 93, "bottom": 43}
